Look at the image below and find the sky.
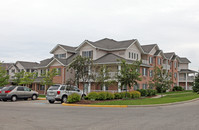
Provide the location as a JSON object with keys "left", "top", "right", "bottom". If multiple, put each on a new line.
{"left": 0, "top": 0, "right": 199, "bottom": 70}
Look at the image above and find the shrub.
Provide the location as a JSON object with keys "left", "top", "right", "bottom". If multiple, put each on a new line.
{"left": 173, "top": 86, "right": 183, "bottom": 91}
{"left": 67, "top": 93, "right": 81, "bottom": 103}
{"left": 130, "top": 91, "right": 141, "bottom": 99}
{"left": 152, "top": 89, "right": 157, "bottom": 96}
{"left": 114, "top": 92, "right": 122, "bottom": 99}
{"left": 84, "top": 96, "right": 88, "bottom": 100}
{"left": 120, "top": 92, "right": 131, "bottom": 99}
{"left": 88, "top": 92, "right": 99, "bottom": 100}
{"left": 137, "top": 89, "right": 147, "bottom": 96}
{"left": 106, "top": 92, "right": 115, "bottom": 100}
{"left": 98, "top": 92, "right": 107, "bottom": 100}
{"left": 156, "top": 86, "right": 167, "bottom": 93}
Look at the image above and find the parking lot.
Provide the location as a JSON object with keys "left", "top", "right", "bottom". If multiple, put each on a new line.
{"left": 0, "top": 99, "right": 199, "bottom": 130}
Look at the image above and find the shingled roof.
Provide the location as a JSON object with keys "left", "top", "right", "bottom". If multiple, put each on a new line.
{"left": 83, "top": 38, "right": 137, "bottom": 51}
{"left": 164, "top": 52, "right": 175, "bottom": 59}
{"left": 141, "top": 44, "right": 157, "bottom": 53}
{"left": 59, "top": 44, "right": 77, "bottom": 52}
{"left": 179, "top": 57, "right": 191, "bottom": 63}
{"left": 17, "top": 61, "right": 39, "bottom": 69}
{"left": 1, "top": 63, "right": 13, "bottom": 70}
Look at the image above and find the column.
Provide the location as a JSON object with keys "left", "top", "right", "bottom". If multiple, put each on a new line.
{"left": 88, "top": 65, "right": 91, "bottom": 93}
{"left": 118, "top": 65, "right": 121, "bottom": 92}
{"left": 103, "top": 67, "right": 106, "bottom": 91}
{"left": 185, "top": 73, "right": 188, "bottom": 90}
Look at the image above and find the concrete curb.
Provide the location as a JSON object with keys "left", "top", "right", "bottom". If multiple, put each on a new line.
{"left": 62, "top": 98, "right": 199, "bottom": 108}
{"left": 37, "top": 98, "right": 46, "bottom": 100}
{"left": 62, "top": 103, "right": 128, "bottom": 108}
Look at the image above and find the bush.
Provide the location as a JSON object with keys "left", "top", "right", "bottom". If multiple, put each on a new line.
{"left": 130, "top": 91, "right": 141, "bottom": 99}
{"left": 146, "top": 89, "right": 157, "bottom": 96}
{"left": 173, "top": 86, "right": 183, "bottom": 91}
{"left": 88, "top": 92, "right": 99, "bottom": 100}
{"left": 114, "top": 92, "right": 122, "bottom": 99}
{"left": 67, "top": 93, "right": 81, "bottom": 103}
{"left": 98, "top": 92, "right": 107, "bottom": 100}
{"left": 84, "top": 96, "right": 88, "bottom": 100}
{"left": 156, "top": 86, "right": 167, "bottom": 93}
{"left": 106, "top": 92, "right": 114, "bottom": 100}
{"left": 120, "top": 92, "right": 131, "bottom": 99}
{"left": 137, "top": 89, "right": 147, "bottom": 96}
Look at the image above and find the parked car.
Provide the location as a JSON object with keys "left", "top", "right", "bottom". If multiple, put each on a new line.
{"left": 46, "top": 85, "right": 86, "bottom": 104}
{"left": 0, "top": 86, "right": 39, "bottom": 102}
{"left": 0, "top": 86, "right": 4, "bottom": 91}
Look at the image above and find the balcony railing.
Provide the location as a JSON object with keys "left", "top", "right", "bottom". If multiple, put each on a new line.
{"left": 94, "top": 72, "right": 117, "bottom": 79}
{"left": 142, "top": 60, "right": 149, "bottom": 65}
{"left": 163, "top": 64, "right": 171, "bottom": 70}
{"left": 179, "top": 76, "right": 194, "bottom": 82}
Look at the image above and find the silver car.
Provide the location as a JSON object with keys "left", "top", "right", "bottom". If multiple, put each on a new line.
{"left": 0, "top": 86, "right": 39, "bottom": 102}
{"left": 46, "top": 85, "right": 86, "bottom": 104}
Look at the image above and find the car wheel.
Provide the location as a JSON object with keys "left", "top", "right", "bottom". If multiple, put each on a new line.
{"left": 48, "top": 100, "right": 55, "bottom": 104}
{"left": 11, "top": 96, "right": 17, "bottom": 102}
{"left": 2, "top": 99, "right": 7, "bottom": 102}
{"left": 32, "top": 94, "right": 37, "bottom": 100}
{"left": 61, "top": 96, "right": 67, "bottom": 103}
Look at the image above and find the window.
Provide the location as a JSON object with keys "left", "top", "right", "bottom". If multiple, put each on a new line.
{"left": 132, "top": 53, "right": 134, "bottom": 59}
{"left": 149, "top": 70, "right": 153, "bottom": 77}
{"left": 24, "top": 87, "right": 30, "bottom": 91}
{"left": 60, "top": 86, "right": 66, "bottom": 90}
{"left": 149, "top": 84, "right": 154, "bottom": 89}
{"left": 158, "top": 58, "right": 162, "bottom": 65}
{"left": 137, "top": 54, "right": 139, "bottom": 60}
{"left": 134, "top": 84, "right": 139, "bottom": 90}
{"left": 134, "top": 53, "right": 136, "bottom": 59}
{"left": 55, "top": 53, "right": 66, "bottom": 59}
{"left": 40, "top": 85, "right": 45, "bottom": 90}
{"left": 142, "top": 68, "right": 148, "bottom": 76}
{"left": 129, "top": 52, "right": 131, "bottom": 58}
{"left": 149, "top": 57, "right": 153, "bottom": 64}
{"left": 26, "top": 69, "right": 30, "bottom": 72}
{"left": 82, "top": 51, "right": 93, "bottom": 58}
{"left": 174, "top": 73, "right": 177, "bottom": 79}
{"left": 12, "top": 69, "right": 15, "bottom": 73}
{"left": 174, "top": 62, "right": 177, "bottom": 69}
{"left": 142, "top": 84, "right": 147, "bottom": 89}
{"left": 37, "top": 84, "right": 40, "bottom": 90}
{"left": 57, "top": 68, "right": 61, "bottom": 76}
{"left": 17, "top": 87, "right": 24, "bottom": 91}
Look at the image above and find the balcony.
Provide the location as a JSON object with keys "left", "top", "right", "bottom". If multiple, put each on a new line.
{"left": 163, "top": 64, "right": 171, "bottom": 70}
{"left": 179, "top": 76, "right": 194, "bottom": 82}
{"left": 94, "top": 72, "right": 117, "bottom": 79}
{"left": 142, "top": 60, "right": 149, "bottom": 65}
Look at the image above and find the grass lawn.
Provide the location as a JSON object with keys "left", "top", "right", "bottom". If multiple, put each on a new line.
{"left": 158, "top": 90, "right": 192, "bottom": 95}
{"left": 38, "top": 94, "right": 46, "bottom": 98}
{"left": 94, "top": 92, "right": 199, "bottom": 105}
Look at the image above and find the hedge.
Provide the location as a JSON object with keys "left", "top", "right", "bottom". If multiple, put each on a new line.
{"left": 67, "top": 93, "right": 81, "bottom": 103}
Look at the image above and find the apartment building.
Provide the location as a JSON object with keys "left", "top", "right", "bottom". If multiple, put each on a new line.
{"left": 6, "top": 38, "right": 197, "bottom": 94}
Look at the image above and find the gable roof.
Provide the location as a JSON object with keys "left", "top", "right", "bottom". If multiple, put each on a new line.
{"left": 50, "top": 44, "right": 77, "bottom": 54}
{"left": 178, "top": 57, "right": 191, "bottom": 63}
{"left": 76, "top": 38, "right": 139, "bottom": 51}
{"left": 141, "top": 44, "right": 157, "bottom": 53}
{"left": 1, "top": 63, "right": 13, "bottom": 70}
{"left": 16, "top": 61, "right": 39, "bottom": 69}
{"left": 164, "top": 52, "right": 175, "bottom": 60}
{"left": 94, "top": 53, "right": 151, "bottom": 67}
{"left": 37, "top": 58, "right": 54, "bottom": 68}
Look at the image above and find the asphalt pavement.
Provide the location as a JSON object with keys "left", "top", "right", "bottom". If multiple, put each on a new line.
{"left": 0, "top": 99, "right": 199, "bottom": 130}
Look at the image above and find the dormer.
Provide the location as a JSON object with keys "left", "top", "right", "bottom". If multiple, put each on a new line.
{"left": 50, "top": 44, "right": 76, "bottom": 59}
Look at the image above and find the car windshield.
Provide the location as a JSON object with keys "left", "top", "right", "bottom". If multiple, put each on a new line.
{"left": 2, "top": 86, "right": 16, "bottom": 91}
{"left": 48, "top": 85, "right": 60, "bottom": 90}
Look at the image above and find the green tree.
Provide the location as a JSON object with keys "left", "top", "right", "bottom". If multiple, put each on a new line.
{"left": 0, "top": 62, "right": 9, "bottom": 86}
{"left": 117, "top": 59, "right": 142, "bottom": 98}
{"left": 41, "top": 68, "right": 58, "bottom": 94}
{"left": 193, "top": 74, "right": 199, "bottom": 93}
{"left": 96, "top": 65, "right": 115, "bottom": 91}
{"left": 20, "top": 72, "right": 37, "bottom": 87}
{"left": 151, "top": 67, "right": 173, "bottom": 97}
{"left": 68, "top": 55, "right": 93, "bottom": 94}
{"left": 13, "top": 71, "right": 25, "bottom": 85}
